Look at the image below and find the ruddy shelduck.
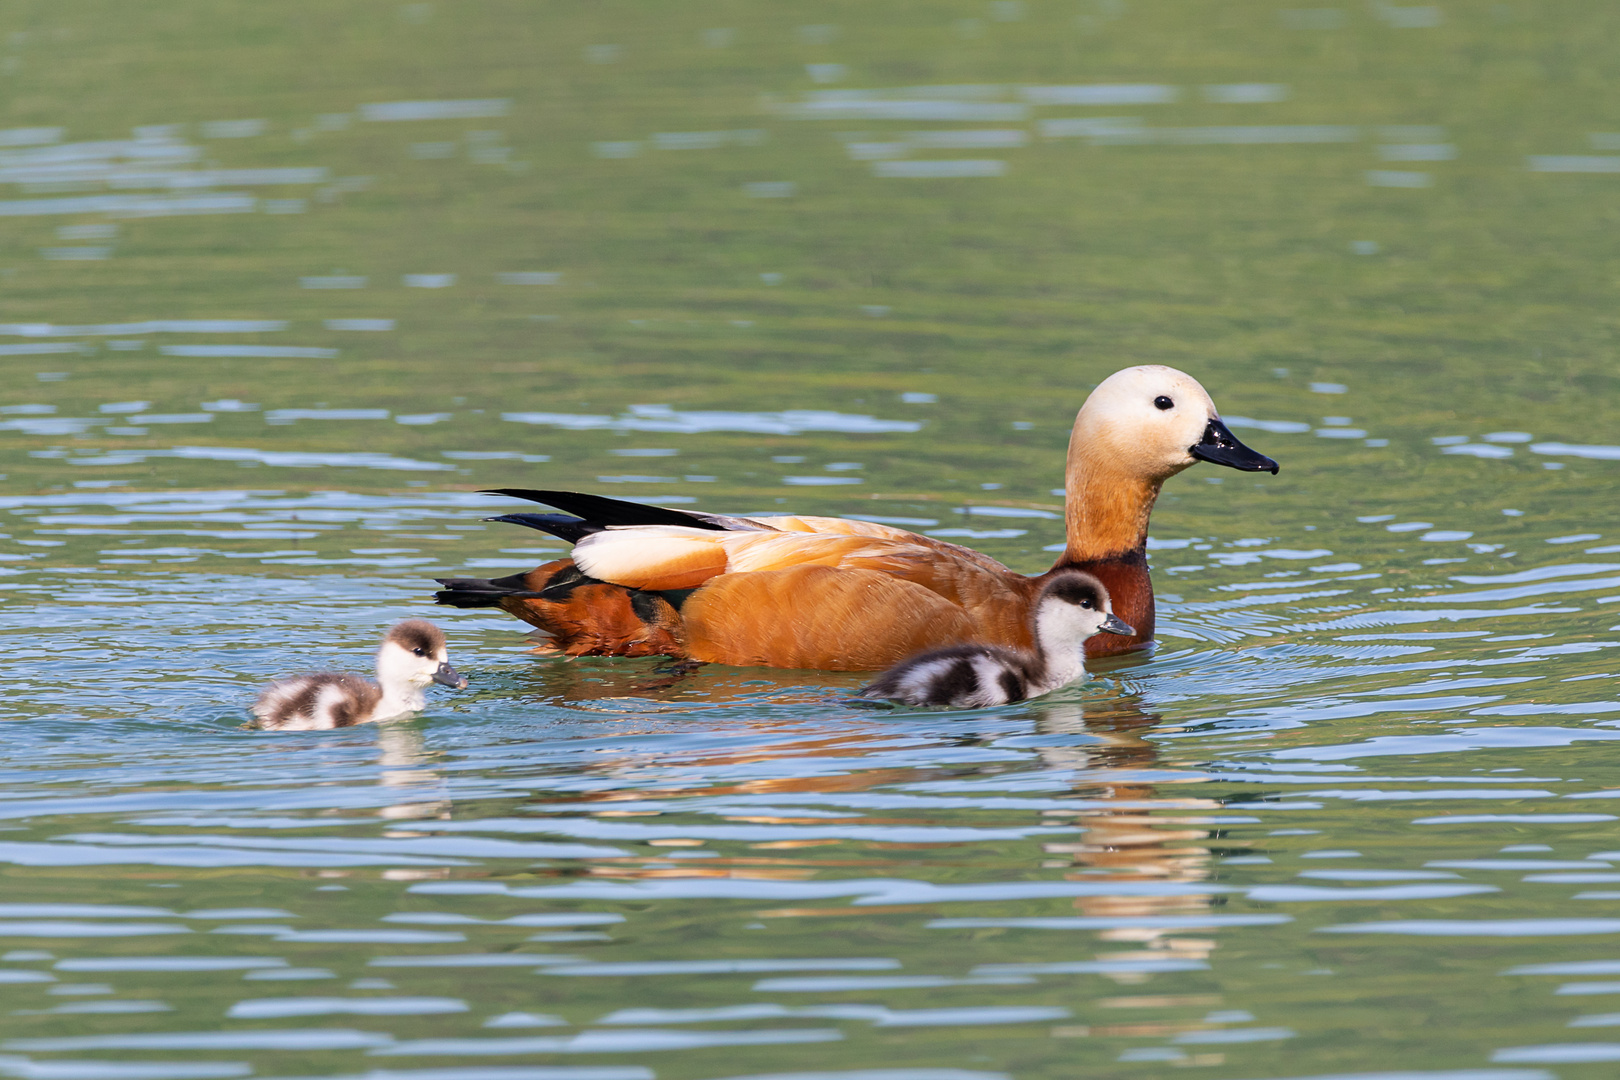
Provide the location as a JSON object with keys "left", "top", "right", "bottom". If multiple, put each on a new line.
{"left": 252, "top": 620, "right": 467, "bottom": 731}
{"left": 857, "top": 570, "right": 1133, "bottom": 707}
{"left": 435, "top": 365, "right": 1277, "bottom": 670}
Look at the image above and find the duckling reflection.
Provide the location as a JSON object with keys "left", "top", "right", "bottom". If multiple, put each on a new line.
{"left": 1026, "top": 693, "right": 1233, "bottom": 972}
{"left": 375, "top": 718, "right": 451, "bottom": 822}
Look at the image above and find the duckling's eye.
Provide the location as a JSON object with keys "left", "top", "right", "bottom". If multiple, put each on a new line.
{"left": 412, "top": 647, "right": 426, "bottom": 657}
{"left": 1154, "top": 395, "right": 1174, "bottom": 410}
{"left": 1080, "top": 599, "right": 1093, "bottom": 609}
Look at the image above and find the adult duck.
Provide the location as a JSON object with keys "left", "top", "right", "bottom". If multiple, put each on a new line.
{"left": 435, "top": 365, "right": 1277, "bottom": 670}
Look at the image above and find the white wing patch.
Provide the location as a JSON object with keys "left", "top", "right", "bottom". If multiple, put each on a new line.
{"left": 573, "top": 525, "right": 917, "bottom": 589}
{"left": 753, "top": 516, "right": 925, "bottom": 541}
{"left": 572, "top": 526, "right": 729, "bottom": 588}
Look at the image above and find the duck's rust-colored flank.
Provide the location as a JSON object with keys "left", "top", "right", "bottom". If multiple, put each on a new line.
{"left": 436, "top": 366, "right": 1276, "bottom": 670}
{"left": 856, "top": 569, "right": 1130, "bottom": 706}
{"left": 439, "top": 562, "right": 687, "bottom": 659}
{"left": 1050, "top": 550, "right": 1152, "bottom": 658}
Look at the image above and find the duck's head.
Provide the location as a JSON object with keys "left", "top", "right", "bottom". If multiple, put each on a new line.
{"left": 1075, "top": 365, "right": 1278, "bottom": 481}
{"left": 1035, "top": 570, "right": 1135, "bottom": 647}
{"left": 378, "top": 619, "right": 467, "bottom": 690}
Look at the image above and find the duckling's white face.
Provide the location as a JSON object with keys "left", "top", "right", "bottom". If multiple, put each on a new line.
{"left": 377, "top": 640, "right": 443, "bottom": 688}
{"left": 1076, "top": 365, "right": 1222, "bottom": 479}
{"left": 376, "top": 620, "right": 466, "bottom": 691}
{"left": 1034, "top": 573, "right": 1135, "bottom": 651}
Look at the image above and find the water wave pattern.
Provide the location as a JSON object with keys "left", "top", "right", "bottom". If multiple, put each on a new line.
{"left": 2, "top": 482, "right": 1619, "bottom": 1078}
{"left": 7, "top": 0, "right": 1620, "bottom": 1074}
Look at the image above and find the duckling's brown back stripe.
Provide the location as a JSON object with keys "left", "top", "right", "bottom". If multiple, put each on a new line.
{"left": 998, "top": 668, "right": 1025, "bottom": 702}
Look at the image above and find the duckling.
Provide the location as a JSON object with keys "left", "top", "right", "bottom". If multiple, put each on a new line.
{"left": 856, "top": 571, "right": 1132, "bottom": 707}
{"left": 251, "top": 620, "right": 467, "bottom": 731}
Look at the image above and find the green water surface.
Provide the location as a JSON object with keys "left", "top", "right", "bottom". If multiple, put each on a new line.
{"left": 2, "top": 3, "right": 1620, "bottom": 1078}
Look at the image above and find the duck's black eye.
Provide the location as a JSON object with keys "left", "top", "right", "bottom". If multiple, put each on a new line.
{"left": 1154, "top": 395, "right": 1174, "bottom": 410}
{"left": 412, "top": 647, "right": 426, "bottom": 657}
{"left": 1080, "top": 599, "right": 1093, "bottom": 609}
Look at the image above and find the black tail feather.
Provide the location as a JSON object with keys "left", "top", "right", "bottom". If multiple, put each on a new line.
{"left": 434, "top": 565, "right": 612, "bottom": 609}
{"left": 433, "top": 572, "right": 548, "bottom": 609}
{"left": 485, "top": 512, "right": 602, "bottom": 544}
{"left": 481, "top": 488, "right": 727, "bottom": 531}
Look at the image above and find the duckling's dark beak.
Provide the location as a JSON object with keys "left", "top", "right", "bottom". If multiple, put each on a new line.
{"left": 432, "top": 662, "right": 467, "bottom": 689}
{"left": 1190, "top": 417, "right": 1279, "bottom": 474}
{"left": 1099, "top": 614, "right": 1135, "bottom": 636}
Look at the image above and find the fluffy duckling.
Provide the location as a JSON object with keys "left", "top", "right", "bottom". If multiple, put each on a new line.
{"left": 252, "top": 620, "right": 467, "bottom": 731}
{"left": 857, "top": 571, "right": 1131, "bottom": 707}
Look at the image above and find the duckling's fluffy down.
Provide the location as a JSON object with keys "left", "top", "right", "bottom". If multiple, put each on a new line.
{"left": 858, "top": 644, "right": 1041, "bottom": 708}
{"left": 252, "top": 672, "right": 384, "bottom": 731}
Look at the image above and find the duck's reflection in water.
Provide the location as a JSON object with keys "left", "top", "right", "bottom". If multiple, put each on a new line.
{"left": 488, "top": 656, "right": 920, "bottom": 885}
{"left": 495, "top": 659, "right": 1236, "bottom": 944}
{"left": 510, "top": 648, "right": 866, "bottom": 713}
{"left": 508, "top": 654, "right": 926, "bottom": 803}
{"left": 1030, "top": 694, "right": 1227, "bottom": 977}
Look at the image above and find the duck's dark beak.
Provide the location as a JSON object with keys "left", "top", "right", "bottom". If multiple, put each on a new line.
{"left": 433, "top": 662, "right": 468, "bottom": 689}
{"left": 1099, "top": 614, "right": 1135, "bottom": 636}
{"left": 1190, "top": 418, "right": 1279, "bottom": 474}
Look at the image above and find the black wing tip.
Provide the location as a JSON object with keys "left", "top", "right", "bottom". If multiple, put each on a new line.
{"left": 474, "top": 488, "right": 726, "bottom": 531}
{"left": 483, "top": 512, "right": 601, "bottom": 543}
{"left": 480, "top": 487, "right": 564, "bottom": 501}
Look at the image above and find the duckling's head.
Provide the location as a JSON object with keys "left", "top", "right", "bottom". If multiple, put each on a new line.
{"left": 1076, "top": 365, "right": 1278, "bottom": 481}
{"left": 377, "top": 619, "right": 467, "bottom": 690}
{"left": 1035, "top": 571, "right": 1134, "bottom": 647}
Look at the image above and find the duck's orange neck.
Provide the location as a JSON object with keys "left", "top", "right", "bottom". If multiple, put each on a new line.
{"left": 1053, "top": 420, "right": 1168, "bottom": 656}
{"left": 1059, "top": 442, "right": 1164, "bottom": 564}
{"left": 1062, "top": 459, "right": 1166, "bottom": 566}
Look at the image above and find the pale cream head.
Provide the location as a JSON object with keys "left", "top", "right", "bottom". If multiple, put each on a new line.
{"left": 1072, "top": 365, "right": 1221, "bottom": 482}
